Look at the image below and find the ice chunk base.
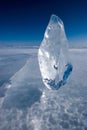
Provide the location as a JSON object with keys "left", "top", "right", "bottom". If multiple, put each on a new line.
{"left": 38, "top": 14, "right": 73, "bottom": 90}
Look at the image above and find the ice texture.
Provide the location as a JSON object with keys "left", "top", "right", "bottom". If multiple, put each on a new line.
{"left": 38, "top": 14, "right": 73, "bottom": 90}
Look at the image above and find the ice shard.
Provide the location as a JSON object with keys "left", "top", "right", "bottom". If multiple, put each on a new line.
{"left": 38, "top": 14, "right": 73, "bottom": 90}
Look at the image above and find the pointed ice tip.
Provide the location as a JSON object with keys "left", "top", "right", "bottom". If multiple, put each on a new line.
{"left": 50, "top": 14, "right": 63, "bottom": 28}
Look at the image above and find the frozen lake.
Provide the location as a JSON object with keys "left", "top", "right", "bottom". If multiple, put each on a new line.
{"left": 0, "top": 47, "right": 87, "bottom": 130}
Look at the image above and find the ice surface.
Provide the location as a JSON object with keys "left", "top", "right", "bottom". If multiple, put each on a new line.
{"left": 38, "top": 14, "right": 73, "bottom": 90}
{"left": 0, "top": 48, "right": 87, "bottom": 130}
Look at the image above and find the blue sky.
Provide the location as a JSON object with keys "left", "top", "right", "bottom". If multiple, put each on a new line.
{"left": 0, "top": 0, "right": 87, "bottom": 45}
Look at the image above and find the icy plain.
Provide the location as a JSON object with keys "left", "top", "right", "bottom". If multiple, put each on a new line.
{"left": 0, "top": 47, "right": 87, "bottom": 130}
